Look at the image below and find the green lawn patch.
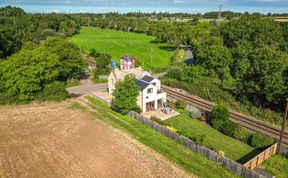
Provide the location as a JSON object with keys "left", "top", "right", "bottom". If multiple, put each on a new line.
{"left": 70, "top": 27, "right": 174, "bottom": 69}
{"left": 262, "top": 155, "right": 288, "bottom": 178}
{"left": 165, "top": 111, "right": 255, "bottom": 161}
{"left": 86, "top": 97, "right": 238, "bottom": 178}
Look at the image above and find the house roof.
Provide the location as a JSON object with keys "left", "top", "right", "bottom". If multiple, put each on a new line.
{"left": 141, "top": 75, "right": 155, "bottom": 83}
{"left": 136, "top": 79, "right": 150, "bottom": 91}
{"left": 111, "top": 67, "right": 149, "bottom": 81}
{"left": 120, "top": 54, "right": 135, "bottom": 61}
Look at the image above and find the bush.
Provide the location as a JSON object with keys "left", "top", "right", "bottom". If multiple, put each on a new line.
{"left": 168, "top": 100, "right": 176, "bottom": 109}
{"left": 248, "top": 133, "right": 275, "bottom": 149}
{"left": 166, "top": 125, "right": 178, "bottom": 132}
{"left": 36, "top": 81, "right": 68, "bottom": 101}
{"left": 234, "top": 126, "right": 250, "bottom": 142}
{"left": 189, "top": 135, "right": 206, "bottom": 146}
{"left": 211, "top": 104, "right": 230, "bottom": 130}
{"left": 151, "top": 116, "right": 166, "bottom": 125}
{"left": 165, "top": 67, "right": 184, "bottom": 81}
{"left": 222, "top": 121, "right": 239, "bottom": 137}
{"left": 176, "top": 100, "right": 187, "bottom": 110}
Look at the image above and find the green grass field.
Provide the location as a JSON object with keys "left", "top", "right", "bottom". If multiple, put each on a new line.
{"left": 85, "top": 97, "right": 238, "bottom": 178}
{"left": 70, "top": 27, "right": 174, "bottom": 69}
{"left": 165, "top": 111, "right": 255, "bottom": 161}
{"left": 262, "top": 155, "right": 288, "bottom": 177}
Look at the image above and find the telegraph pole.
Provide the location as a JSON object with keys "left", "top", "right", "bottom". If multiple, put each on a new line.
{"left": 150, "top": 46, "right": 153, "bottom": 73}
{"left": 278, "top": 98, "right": 288, "bottom": 153}
{"left": 216, "top": 4, "right": 223, "bottom": 27}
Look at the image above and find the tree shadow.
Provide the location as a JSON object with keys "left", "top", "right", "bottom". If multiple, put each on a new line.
{"left": 158, "top": 46, "right": 176, "bottom": 52}
{"left": 149, "top": 40, "right": 161, "bottom": 44}
{"left": 236, "top": 148, "right": 264, "bottom": 164}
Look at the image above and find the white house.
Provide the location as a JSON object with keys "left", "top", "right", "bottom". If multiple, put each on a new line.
{"left": 108, "top": 67, "right": 166, "bottom": 113}
{"left": 136, "top": 75, "right": 167, "bottom": 113}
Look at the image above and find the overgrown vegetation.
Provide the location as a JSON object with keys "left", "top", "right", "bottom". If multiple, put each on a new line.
{"left": 210, "top": 104, "right": 275, "bottom": 149}
{"left": 0, "top": 37, "right": 85, "bottom": 104}
{"left": 87, "top": 97, "right": 239, "bottom": 177}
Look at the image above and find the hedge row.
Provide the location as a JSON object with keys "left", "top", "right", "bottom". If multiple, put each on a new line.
{"left": 210, "top": 104, "right": 275, "bottom": 149}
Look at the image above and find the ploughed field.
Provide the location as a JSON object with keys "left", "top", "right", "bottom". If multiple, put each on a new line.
{"left": 0, "top": 101, "right": 191, "bottom": 178}
{"left": 70, "top": 27, "right": 174, "bottom": 68}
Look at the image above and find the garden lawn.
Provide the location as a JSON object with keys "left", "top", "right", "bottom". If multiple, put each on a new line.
{"left": 70, "top": 27, "right": 174, "bottom": 69}
{"left": 165, "top": 111, "right": 255, "bottom": 161}
{"left": 262, "top": 155, "right": 288, "bottom": 178}
{"left": 86, "top": 97, "right": 239, "bottom": 178}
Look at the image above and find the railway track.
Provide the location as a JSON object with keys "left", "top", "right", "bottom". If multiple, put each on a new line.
{"left": 162, "top": 85, "right": 288, "bottom": 146}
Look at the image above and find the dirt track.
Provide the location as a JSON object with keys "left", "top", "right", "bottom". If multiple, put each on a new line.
{"left": 0, "top": 101, "right": 193, "bottom": 178}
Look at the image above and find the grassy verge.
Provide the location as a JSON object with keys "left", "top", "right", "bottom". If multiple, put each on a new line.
{"left": 85, "top": 97, "right": 239, "bottom": 178}
{"left": 91, "top": 78, "right": 108, "bottom": 83}
{"left": 161, "top": 78, "right": 284, "bottom": 129}
{"left": 262, "top": 155, "right": 288, "bottom": 177}
{"left": 165, "top": 111, "right": 255, "bottom": 161}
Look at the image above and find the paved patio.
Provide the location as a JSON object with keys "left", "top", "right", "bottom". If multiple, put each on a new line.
{"left": 142, "top": 108, "right": 180, "bottom": 121}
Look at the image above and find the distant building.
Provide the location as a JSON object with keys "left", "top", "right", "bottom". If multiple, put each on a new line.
{"left": 108, "top": 55, "right": 167, "bottom": 113}
{"left": 149, "top": 15, "right": 158, "bottom": 22}
{"left": 120, "top": 54, "right": 136, "bottom": 70}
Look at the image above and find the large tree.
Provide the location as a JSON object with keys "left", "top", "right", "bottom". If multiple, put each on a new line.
{"left": 112, "top": 75, "right": 141, "bottom": 114}
{"left": 43, "top": 37, "right": 86, "bottom": 81}
{"left": 0, "top": 47, "right": 60, "bottom": 103}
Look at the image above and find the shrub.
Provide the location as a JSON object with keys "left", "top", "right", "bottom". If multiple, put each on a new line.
{"left": 166, "top": 125, "right": 178, "bottom": 132}
{"left": 176, "top": 100, "right": 187, "bottom": 110}
{"left": 151, "top": 116, "right": 166, "bottom": 125}
{"left": 234, "top": 126, "right": 249, "bottom": 142}
{"left": 222, "top": 121, "right": 239, "bottom": 137}
{"left": 218, "top": 150, "right": 225, "bottom": 157}
{"left": 211, "top": 104, "right": 230, "bottom": 130}
{"left": 37, "top": 81, "right": 68, "bottom": 101}
{"left": 168, "top": 100, "right": 176, "bottom": 109}
{"left": 165, "top": 67, "right": 184, "bottom": 81}
{"left": 248, "top": 133, "right": 275, "bottom": 149}
{"left": 189, "top": 135, "right": 206, "bottom": 145}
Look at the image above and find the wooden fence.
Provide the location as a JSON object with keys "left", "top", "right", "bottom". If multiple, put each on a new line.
{"left": 243, "top": 143, "right": 278, "bottom": 170}
{"left": 127, "top": 111, "right": 268, "bottom": 178}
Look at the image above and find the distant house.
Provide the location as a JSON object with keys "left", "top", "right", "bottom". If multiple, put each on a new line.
{"left": 108, "top": 55, "right": 167, "bottom": 113}
{"left": 149, "top": 15, "right": 158, "bottom": 22}
{"left": 120, "top": 54, "right": 136, "bottom": 70}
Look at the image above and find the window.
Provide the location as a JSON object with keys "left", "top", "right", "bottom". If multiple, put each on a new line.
{"left": 147, "top": 88, "right": 153, "bottom": 94}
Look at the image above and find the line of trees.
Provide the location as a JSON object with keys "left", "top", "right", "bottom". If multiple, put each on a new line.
{"left": 0, "top": 6, "right": 80, "bottom": 59}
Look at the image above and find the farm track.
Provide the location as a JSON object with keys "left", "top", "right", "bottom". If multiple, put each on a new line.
{"left": 162, "top": 85, "right": 288, "bottom": 147}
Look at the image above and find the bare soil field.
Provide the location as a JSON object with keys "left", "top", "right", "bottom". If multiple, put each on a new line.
{"left": 0, "top": 101, "right": 192, "bottom": 178}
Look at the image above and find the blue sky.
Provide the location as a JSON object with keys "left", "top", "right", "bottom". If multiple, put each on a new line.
{"left": 1, "top": 0, "right": 287, "bottom": 13}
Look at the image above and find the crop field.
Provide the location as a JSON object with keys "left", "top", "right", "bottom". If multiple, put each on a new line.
{"left": 0, "top": 101, "right": 193, "bottom": 178}
{"left": 70, "top": 27, "right": 175, "bottom": 69}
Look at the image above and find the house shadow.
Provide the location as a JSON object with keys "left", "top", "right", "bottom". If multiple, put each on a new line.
{"left": 236, "top": 148, "right": 264, "bottom": 164}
